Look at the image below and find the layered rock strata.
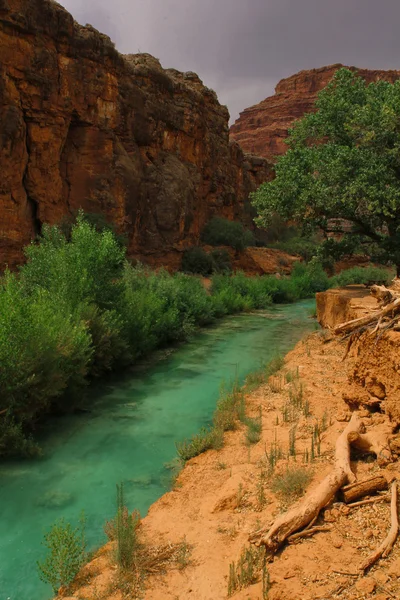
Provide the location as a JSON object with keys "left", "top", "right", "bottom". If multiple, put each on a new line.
{"left": 230, "top": 64, "right": 400, "bottom": 160}
{"left": 0, "top": 0, "right": 271, "bottom": 269}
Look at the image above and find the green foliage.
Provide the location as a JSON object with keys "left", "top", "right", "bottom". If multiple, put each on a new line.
{"left": 209, "top": 248, "right": 232, "bottom": 273}
{"left": 175, "top": 426, "right": 224, "bottom": 462}
{"left": 114, "top": 483, "right": 140, "bottom": 569}
{"left": 213, "top": 379, "right": 245, "bottom": 431}
{"left": 244, "top": 408, "right": 262, "bottom": 445}
{"left": 330, "top": 265, "right": 393, "bottom": 287}
{"left": 252, "top": 68, "right": 400, "bottom": 273}
{"left": 37, "top": 514, "right": 86, "bottom": 593}
{"left": 271, "top": 467, "right": 312, "bottom": 501}
{"left": 202, "top": 217, "right": 255, "bottom": 251}
{"left": 181, "top": 247, "right": 232, "bottom": 275}
{"left": 228, "top": 545, "right": 266, "bottom": 596}
{"left": 2, "top": 206, "right": 386, "bottom": 458}
{"left": 181, "top": 247, "right": 214, "bottom": 275}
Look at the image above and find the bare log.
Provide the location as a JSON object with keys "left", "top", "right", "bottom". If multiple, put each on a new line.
{"left": 360, "top": 481, "right": 398, "bottom": 571}
{"left": 249, "top": 413, "right": 364, "bottom": 553}
{"left": 334, "top": 298, "right": 400, "bottom": 336}
{"left": 341, "top": 475, "right": 388, "bottom": 503}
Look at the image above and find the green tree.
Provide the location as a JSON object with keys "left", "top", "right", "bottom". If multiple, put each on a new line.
{"left": 252, "top": 68, "right": 400, "bottom": 275}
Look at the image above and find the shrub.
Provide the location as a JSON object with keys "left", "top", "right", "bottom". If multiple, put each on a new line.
{"left": 271, "top": 467, "right": 312, "bottom": 501}
{"left": 330, "top": 266, "right": 393, "bottom": 288}
{"left": 213, "top": 382, "right": 245, "bottom": 431}
{"left": 175, "top": 426, "right": 223, "bottom": 462}
{"left": 181, "top": 246, "right": 214, "bottom": 275}
{"left": 228, "top": 545, "right": 266, "bottom": 596}
{"left": 202, "top": 217, "right": 255, "bottom": 251}
{"left": 37, "top": 514, "right": 86, "bottom": 593}
{"left": 113, "top": 483, "right": 140, "bottom": 569}
{"left": 210, "top": 248, "right": 232, "bottom": 273}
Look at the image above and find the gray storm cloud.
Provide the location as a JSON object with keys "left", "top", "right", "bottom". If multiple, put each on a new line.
{"left": 60, "top": 0, "right": 400, "bottom": 123}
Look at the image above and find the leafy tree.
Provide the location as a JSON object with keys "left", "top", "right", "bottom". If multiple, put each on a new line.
{"left": 252, "top": 68, "right": 400, "bottom": 275}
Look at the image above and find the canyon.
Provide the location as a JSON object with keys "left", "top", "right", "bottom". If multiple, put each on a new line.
{"left": 230, "top": 64, "right": 400, "bottom": 161}
{"left": 0, "top": 0, "right": 271, "bottom": 270}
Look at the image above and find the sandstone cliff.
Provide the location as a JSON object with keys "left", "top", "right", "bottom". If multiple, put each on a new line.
{"left": 230, "top": 64, "right": 400, "bottom": 160}
{"left": 0, "top": 0, "right": 271, "bottom": 269}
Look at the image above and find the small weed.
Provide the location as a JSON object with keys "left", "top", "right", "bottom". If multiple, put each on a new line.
{"left": 303, "top": 399, "right": 311, "bottom": 418}
{"left": 245, "top": 407, "right": 262, "bottom": 446}
{"left": 269, "top": 375, "right": 283, "bottom": 393}
{"left": 265, "top": 439, "right": 284, "bottom": 474}
{"left": 176, "top": 536, "right": 191, "bottom": 570}
{"left": 216, "top": 461, "right": 227, "bottom": 470}
{"left": 245, "top": 369, "right": 265, "bottom": 391}
{"left": 289, "top": 426, "right": 297, "bottom": 459}
{"left": 271, "top": 467, "right": 312, "bottom": 501}
{"left": 256, "top": 468, "right": 268, "bottom": 510}
{"left": 289, "top": 382, "right": 304, "bottom": 409}
{"left": 265, "top": 355, "right": 284, "bottom": 378}
{"left": 214, "top": 382, "right": 245, "bottom": 431}
{"left": 227, "top": 545, "right": 266, "bottom": 596}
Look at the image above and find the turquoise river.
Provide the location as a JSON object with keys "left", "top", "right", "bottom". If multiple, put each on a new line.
{"left": 0, "top": 299, "right": 316, "bottom": 600}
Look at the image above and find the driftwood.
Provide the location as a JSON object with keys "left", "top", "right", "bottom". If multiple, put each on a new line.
{"left": 360, "top": 481, "right": 398, "bottom": 571}
{"left": 341, "top": 475, "right": 388, "bottom": 503}
{"left": 249, "top": 413, "right": 364, "bottom": 554}
{"left": 334, "top": 297, "right": 400, "bottom": 336}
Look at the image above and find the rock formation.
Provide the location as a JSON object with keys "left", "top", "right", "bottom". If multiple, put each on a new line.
{"left": 230, "top": 64, "right": 400, "bottom": 160}
{"left": 0, "top": 0, "right": 271, "bottom": 269}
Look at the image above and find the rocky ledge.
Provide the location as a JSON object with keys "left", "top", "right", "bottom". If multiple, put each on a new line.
{"left": 230, "top": 64, "right": 400, "bottom": 160}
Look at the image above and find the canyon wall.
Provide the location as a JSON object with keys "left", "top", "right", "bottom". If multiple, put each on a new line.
{"left": 0, "top": 0, "right": 271, "bottom": 269}
{"left": 230, "top": 64, "right": 400, "bottom": 161}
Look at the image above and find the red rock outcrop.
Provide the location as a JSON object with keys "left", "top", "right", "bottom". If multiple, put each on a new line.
{"left": 0, "top": 0, "right": 271, "bottom": 270}
{"left": 230, "top": 64, "right": 400, "bottom": 160}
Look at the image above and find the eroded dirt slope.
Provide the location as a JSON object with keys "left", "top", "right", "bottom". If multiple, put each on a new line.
{"left": 59, "top": 288, "right": 400, "bottom": 600}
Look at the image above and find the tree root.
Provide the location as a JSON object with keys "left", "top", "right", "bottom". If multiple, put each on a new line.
{"left": 360, "top": 481, "right": 398, "bottom": 571}
{"left": 249, "top": 413, "right": 364, "bottom": 554}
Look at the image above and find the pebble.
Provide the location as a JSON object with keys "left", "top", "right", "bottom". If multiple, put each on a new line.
{"left": 331, "top": 535, "right": 342, "bottom": 549}
{"left": 374, "top": 570, "right": 389, "bottom": 584}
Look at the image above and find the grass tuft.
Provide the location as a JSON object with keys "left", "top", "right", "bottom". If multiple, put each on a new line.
{"left": 271, "top": 467, "right": 312, "bottom": 501}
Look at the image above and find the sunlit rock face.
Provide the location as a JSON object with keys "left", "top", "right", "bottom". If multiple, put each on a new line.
{"left": 0, "top": 0, "right": 271, "bottom": 269}
{"left": 230, "top": 64, "right": 400, "bottom": 161}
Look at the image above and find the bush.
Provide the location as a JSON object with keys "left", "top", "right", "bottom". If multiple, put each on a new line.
{"left": 181, "top": 247, "right": 214, "bottom": 275}
{"left": 210, "top": 248, "right": 232, "bottom": 273}
{"left": 37, "top": 515, "right": 86, "bottom": 593}
{"left": 175, "top": 426, "right": 223, "bottom": 462}
{"left": 330, "top": 266, "right": 393, "bottom": 288}
{"left": 202, "top": 217, "right": 255, "bottom": 251}
{"left": 271, "top": 467, "right": 312, "bottom": 501}
{"left": 113, "top": 483, "right": 140, "bottom": 569}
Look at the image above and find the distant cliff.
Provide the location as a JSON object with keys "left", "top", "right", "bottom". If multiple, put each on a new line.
{"left": 0, "top": 0, "right": 271, "bottom": 269}
{"left": 230, "top": 64, "right": 400, "bottom": 161}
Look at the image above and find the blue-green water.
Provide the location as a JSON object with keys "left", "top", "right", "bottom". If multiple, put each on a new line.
{"left": 0, "top": 300, "right": 316, "bottom": 600}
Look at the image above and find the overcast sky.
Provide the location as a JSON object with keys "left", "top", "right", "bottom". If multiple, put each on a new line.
{"left": 59, "top": 0, "right": 400, "bottom": 123}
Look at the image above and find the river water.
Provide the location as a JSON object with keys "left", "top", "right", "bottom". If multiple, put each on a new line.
{"left": 0, "top": 300, "right": 316, "bottom": 600}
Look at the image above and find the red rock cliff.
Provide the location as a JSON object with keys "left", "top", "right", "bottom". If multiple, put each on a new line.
{"left": 230, "top": 64, "right": 400, "bottom": 160}
{"left": 0, "top": 0, "right": 271, "bottom": 269}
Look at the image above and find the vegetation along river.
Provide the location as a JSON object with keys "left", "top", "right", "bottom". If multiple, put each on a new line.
{"left": 0, "top": 299, "right": 316, "bottom": 600}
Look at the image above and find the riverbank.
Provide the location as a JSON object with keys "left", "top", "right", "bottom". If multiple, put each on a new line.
{"left": 60, "top": 286, "right": 400, "bottom": 600}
